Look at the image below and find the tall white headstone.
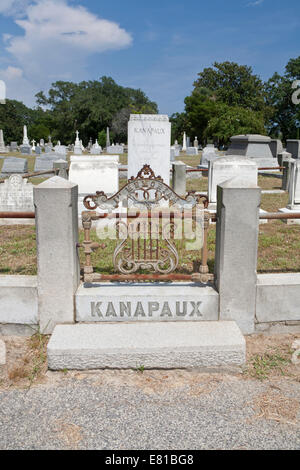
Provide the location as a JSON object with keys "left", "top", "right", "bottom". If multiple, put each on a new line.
{"left": 74, "top": 130, "right": 82, "bottom": 155}
{"left": 182, "top": 132, "right": 187, "bottom": 152}
{"left": 0, "top": 129, "right": 6, "bottom": 153}
{"left": 128, "top": 114, "right": 171, "bottom": 184}
{"left": 23, "top": 125, "right": 29, "bottom": 146}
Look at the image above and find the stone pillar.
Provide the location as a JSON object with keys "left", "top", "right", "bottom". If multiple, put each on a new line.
{"left": 282, "top": 159, "right": 293, "bottom": 191}
{"left": 34, "top": 176, "right": 80, "bottom": 333}
{"left": 214, "top": 177, "right": 261, "bottom": 334}
{"left": 172, "top": 161, "right": 186, "bottom": 196}
{"left": 53, "top": 160, "right": 68, "bottom": 179}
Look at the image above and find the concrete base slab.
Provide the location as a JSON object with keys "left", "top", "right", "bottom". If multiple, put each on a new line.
{"left": 279, "top": 207, "right": 300, "bottom": 225}
{"left": 47, "top": 321, "right": 246, "bottom": 370}
{"left": 76, "top": 282, "right": 219, "bottom": 323}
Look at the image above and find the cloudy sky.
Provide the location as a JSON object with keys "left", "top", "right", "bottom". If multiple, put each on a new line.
{"left": 0, "top": 0, "right": 299, "bottom": 114}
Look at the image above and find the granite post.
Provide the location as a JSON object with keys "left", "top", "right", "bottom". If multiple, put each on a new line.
{"left": 172, "top": 161, "right": 186, "bottom": 196}
{"left": 214, "top": 177, "right": 261, "bottom": 334}
{"left": 34, "top": 177, "right": 80, "bottom": 333}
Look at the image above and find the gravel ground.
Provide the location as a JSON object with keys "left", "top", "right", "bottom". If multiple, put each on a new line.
{"left": 0, "top": 370, "right": 299, "bottom": 450}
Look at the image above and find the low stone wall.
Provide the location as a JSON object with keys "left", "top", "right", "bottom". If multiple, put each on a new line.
{"left": 255, "top": 273, "right": 300, "bottom": 333}
{"left": 0, "top": 275, "right": 38, "bottom": 335}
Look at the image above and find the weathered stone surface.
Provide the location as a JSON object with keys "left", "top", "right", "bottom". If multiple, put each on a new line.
{"left": 208, "top": 156, "right": 258, "bottom": 204}
{"left": 269, "top": 139, "right": 283, "bottom": 158}
{"left": 1, "top": 157, "right": 27, "bottom": 175}
{"left": 286, "top": 140, "right": 300, "bottom": 159}
{"left": 34, "top": 177, "right": 80, "bottom": 333}
{"left": 128, "top": 114, "right": 171, "bottom": 184}
{"left": 0, "top": 275, "right": 38, "bottom": 325}
{"left": 0, "top": 339, "right": 6, "bottom": 366}
{"left": 69, "top": 155, "right": 119, "bottom": 196}
{"left": 47, "top": 321, "right": 246, "bottom": 370}
{"left": 76, "top": 282, "right": 219, "bottom": 322}
{"left": 0, "top": 174, "right": 34, "bottom": 212}
{"left": 107, "top": 145, "right": 124, "bottom": 154}
{"left": 172, "top": 161, "right": 186, "bottom": 196}
{"left": 187, "top": 147, "right": 198, "bottom": 155}
{"left": 214, "top": 178, "right": 260, "bottom": 334}
{"left": 256, "top": 273, "right": 300, "bottom": 323}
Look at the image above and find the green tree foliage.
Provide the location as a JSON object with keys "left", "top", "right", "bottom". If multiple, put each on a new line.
{"left": 194, "top": 61, "right": 265, "bottom": 111}
{"left": 35, "top": 77, "right": 158, "bottom": 144}
{"left": 265, "top": 56, "right": 300, "bottom": 140}
{"left": 204, "top": 104, "right": 266, "bottom": 144}
{"left": 172, "top": 61, "right": 271, "bottom": 144}
{"left": 0, "top": 99, "right": 34, "bottom": 143}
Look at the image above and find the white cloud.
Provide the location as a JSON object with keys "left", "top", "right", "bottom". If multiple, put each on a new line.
{"left": 0, "top": 0, "right": 31, "bottom": 16}
{"left": 0, "top": 66, "right": 23, "bottom": 79}
{"left": 0, "top": 0, "right": 133, "bottom": 105}
{"left": 247, "top": 0, "right": 264, "bottom": 6}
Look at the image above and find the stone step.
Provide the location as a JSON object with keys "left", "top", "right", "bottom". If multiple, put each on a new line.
{"left": 75, "top": 282, "right": 219, "bottom": 323}
{"left": 47, "top": 321, "right": 246, "bottom": 370}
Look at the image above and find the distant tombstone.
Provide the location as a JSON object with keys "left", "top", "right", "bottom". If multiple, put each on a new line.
{"left": 22, "top": 125, "right": 29, "bottom": 146}
{"left": 269, "top": 139, "right": 283, "bottom": 158}
{"left": 170, "top": 148, "right": 176, "bottom": 161}
{"left": 74, "top": 131, "right": 82, "bottom": 155}
{"left": 128, "top": 114, "right": 171, "bottom": 184}
{"left": 10, "top": 142, "right": 18, "bottom": 152}
{"left": 0, "top": 130, "right": 6, "bottom": 153}
{"left": 34, "top": 157, "right": 57, "bottom": 174}
{"left": 287, "top": 160, "right": 300, "bottom": 209}
{"left": 226, "top": 134, "right": 278, "bottom": 167}
{"left": 44, "top": 145, "right": 52, "bottom": 154}
{"left": 35, "top": 145, "right": 42, "bottom": 155}
{"left": 90, "top": 140, "right": 102, "bottom": 155}
{"left": 0, "top": 174, "right": 34, "bottom": 212}
{"left": 208, "top": 156, "right": 258, "bottom": 206}
{"left": 194, "top": 137, "right": 199, "bottom": 149}
{"left": 54, "top": 144, "right": 67, "bottom": 156}
{"left": 69, "top": 155, "right": 119, "bottom": 196}
{"left": 1, "top": 157, "right": 28, "bottom": 176}
{"left": 286, "top": 140, "right": 300, "bottom": 159}
{"left": 186, "top": 136, "right": 190, "bottom": 148}
{"left": 182, "top": 132, "right": 187, "bottom": 152}
{"left": 20, "top": 144, "right": 31, "bottom": 155}
{"left": 40, "top": 139, "right": 45, "bottom": 148}
{"left": 187, "top": 147, "right": 198, "bottom": 156}
{"left": 107, "top": 145, "right": 124, "bottom": 154}
{"left": 200, "top": 146, "right": 218, "bottom": 167}
{"left": 279, "top": 159, "right": 300, "bottom": 224}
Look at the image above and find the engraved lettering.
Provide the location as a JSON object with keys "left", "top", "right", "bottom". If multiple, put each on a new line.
{"left": 148, "top": 302, "right": 159, "bottom": 317}
{"left": 160, "top": 302, "right": 172, "bottom": 317}
{"left": 189, "top": 302, "right": 202, "bottom": 317}
{"left": 106, "top": 302, "right": 117, "bottom": 317}
{"left": 120, "top": 302, "right": 131, "bottom": 317}
{"left": 176, "top": 301, "right": 187, "bottom": 317}
{"left": 134, "top": 302, "right": 146, "bottom": 317}
{"left": 91, "top": 302, "right": 103, "bottom": 318}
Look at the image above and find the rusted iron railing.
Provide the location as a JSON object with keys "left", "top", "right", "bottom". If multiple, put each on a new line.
{"left": 0, "top": 169, "right": 57, "bottom": 184}
{"left": 0, "top": 211, "right": 35, "bottom": 218}
{"left": 259, "top": 212, "right": 300, "bottom": 220}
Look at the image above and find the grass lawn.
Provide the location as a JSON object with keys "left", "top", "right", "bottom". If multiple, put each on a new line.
{"left": 1, "top": 193, "right": 299, "bottom": 276}
{"left": 1, "top": 153, "right": 296, "bottom": 277}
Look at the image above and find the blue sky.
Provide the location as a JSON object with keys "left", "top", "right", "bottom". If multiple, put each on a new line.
{"left": 0, "top": 0, "right": 299, "bottom": 115}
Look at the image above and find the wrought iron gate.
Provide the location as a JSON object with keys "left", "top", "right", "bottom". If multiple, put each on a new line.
{"left": 80, "top": 164, "right": 214, "bottom": 283}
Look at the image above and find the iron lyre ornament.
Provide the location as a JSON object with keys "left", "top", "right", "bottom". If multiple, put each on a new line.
{"left": 81, "top": 164, "right": 209, "bottom": 281}
{"left": 83, "top": 164, "right": 207, "bottom": 212}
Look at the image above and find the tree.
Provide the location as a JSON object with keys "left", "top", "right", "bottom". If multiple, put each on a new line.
{"left": 0, "top": 99, "right": 35, "bottom": 143}
{"left": 265, "top": 56, "right": 300, "bottom": 140}
{"left": 35, "top": 77, "right": 158, "bottom": 144}
{"left": 204, "top": 104, "right": 266, "bottom": 144}
{"left": 194, "top": 61, "right": 265, "bottom": 112}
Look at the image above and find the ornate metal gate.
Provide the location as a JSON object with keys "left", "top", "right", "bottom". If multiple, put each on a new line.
{"left": 80, "top": 164, "right": 214, "bottom": 283}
